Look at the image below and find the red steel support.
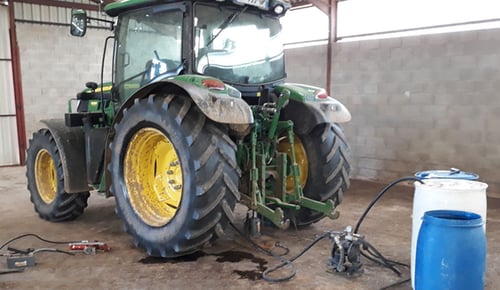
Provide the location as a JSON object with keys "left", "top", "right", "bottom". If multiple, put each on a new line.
{"left": 8, "top": 0, "right": 26, "bottom": 165}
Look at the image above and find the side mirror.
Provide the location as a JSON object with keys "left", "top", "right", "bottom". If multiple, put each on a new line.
{"left": 70, "top": 9, "right": 87, "bottom": 37}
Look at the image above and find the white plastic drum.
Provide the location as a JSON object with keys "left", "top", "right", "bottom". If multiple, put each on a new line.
{"left": 411, "top": 179, "right": 487, "bottom": 289}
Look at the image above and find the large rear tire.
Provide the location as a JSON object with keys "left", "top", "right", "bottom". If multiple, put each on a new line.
{"left": 109, "top": 94, "right": 240, "bottom": 257}
{"left": 278, "top": 123, "right": 351, "bottom": 226}
{"left": 26, "top": 129, "right": 90, "bottom": 222}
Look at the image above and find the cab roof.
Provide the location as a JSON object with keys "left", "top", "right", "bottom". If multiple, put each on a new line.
{"left": 105, "top": 0, "right": 290, "bottom": 17}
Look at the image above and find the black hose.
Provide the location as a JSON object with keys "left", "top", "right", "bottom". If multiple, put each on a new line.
{"left": 100, "top": 36, "right": 114, "bottom": 119}
{"left": 31, "top": 248, "right": 75, "bottom": 256}
{"left": 0, "top": 234, "right": 79, "bottom": 250}
{"left": 262, "top": 232, "right": 331, "bottom": 282}
{"left": 229, "top": 221, "right": 332, "bottom": 282}
{"left": 379, "top": 278, "right": 410, "bottom": 290}
{"left": 361, "top": 243, "right": 402, "bottom": 276}
{"left": 274, "top": 242, "right": 290, "bottom": 256}
{"left": 354, "top": 176, "right": 423, "bottom": 234}
{"left": 364, "top": 240, "right": 403, "bottom": 267}
{"left": 229, "top": 222, "right": 296, "bottom": 282}
{"left": 350, "top": 176, "right": 421, "bottom": 289}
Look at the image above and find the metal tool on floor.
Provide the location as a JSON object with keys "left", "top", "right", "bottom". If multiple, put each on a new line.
{"left": 0, "top": 234, "right": 112, "bottom": 275}
{"left": 68, "top": 241, "right": 111, "bottom": 254}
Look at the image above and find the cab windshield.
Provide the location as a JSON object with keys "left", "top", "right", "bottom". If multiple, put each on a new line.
{"left": 194, "top": 4, "right": 286, "bottom": 85}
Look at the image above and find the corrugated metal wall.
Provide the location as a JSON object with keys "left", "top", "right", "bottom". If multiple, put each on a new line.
{"left": 0, "top": 5, "right": 20, "bottom": 166}
{"left": 14, "top": 0, "right": 113, "bottom": 27}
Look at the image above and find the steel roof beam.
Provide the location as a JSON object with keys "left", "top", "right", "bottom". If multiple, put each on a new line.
{"left": 13, "top": 0, "right": 101, "bottom": 12}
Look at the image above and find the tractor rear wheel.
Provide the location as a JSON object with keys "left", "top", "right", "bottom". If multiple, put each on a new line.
{"left": 278, "top": 123, "right": 351, "bottom": 226}
{"left": 109, "top": 94, "right": 240, "bottom": 257}
{"left": 26, "top": 129, "right": 90, "bottom": 221}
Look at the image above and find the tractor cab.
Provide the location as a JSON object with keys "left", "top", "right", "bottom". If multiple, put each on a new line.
{"left": 72, "top": 0, "right": 291, "bottom": 104}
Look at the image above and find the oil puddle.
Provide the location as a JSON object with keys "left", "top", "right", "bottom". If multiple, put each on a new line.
{"left": 139, "top": 250, "right": 267, "bottom": 280}
{"left": 215, "top": 250, "right": 267, "bottom": 281}
{"left": 139, "top": 251, "right": 206, "bottom": 264}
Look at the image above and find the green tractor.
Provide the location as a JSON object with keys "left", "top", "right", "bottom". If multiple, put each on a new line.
{"left": 26, "top": 0, "right": 352, "bottom": 257}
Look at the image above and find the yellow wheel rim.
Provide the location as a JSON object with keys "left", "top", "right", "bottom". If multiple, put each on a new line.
{"left": 124, "top": 127, "right": 183, "bottom": 227}
{"left": 277, "top": 136, "right": 309, "bottom": 193}
{"left": 34, "top": 149, "right": 57, "bottom": 204}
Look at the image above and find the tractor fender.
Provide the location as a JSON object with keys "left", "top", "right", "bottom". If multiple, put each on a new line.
{"left": 40, "top": 119, "right": 90, "bottom": 193}
{"left": 275, "top": 83, "right": 351, "bottom": 135}
{"left": 112, "top": 76, "right": 254, "bottom": 127}
{"left": 168, "top": 78, "right": 254, "bottom": 124}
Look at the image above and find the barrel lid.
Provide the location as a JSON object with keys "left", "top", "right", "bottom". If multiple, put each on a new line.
{"left": 415, "top": 168, "right": 479, "bottom": 180}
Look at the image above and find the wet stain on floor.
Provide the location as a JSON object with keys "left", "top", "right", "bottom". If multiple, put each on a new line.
{"left": 139, "top": 251, "right": 206, "bottom": 264}
{"left": 139, "top": 250, "right": 268, "bottom": 280}
{"left": 215, "top": 250, "right": 268, "bottom": 281}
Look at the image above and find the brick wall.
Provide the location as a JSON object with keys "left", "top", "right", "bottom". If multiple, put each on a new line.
{"left": 17, "top": 23, "right": 112, "bottom": 138}
{"left": 286, "top": 29, "right": 500, "bottom": 196}
{"left": 285, "top": 44, "right": 328, "bottom": 88}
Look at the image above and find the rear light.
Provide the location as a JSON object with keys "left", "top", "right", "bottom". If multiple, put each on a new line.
{"left": 202, "top": 79, "right": 225, "bottom": 91}
{"left": 315, "top": 89, "right": 328, "bottom": 100}
{"left": 273, "top": 4, "right": 285, "bottom": 15}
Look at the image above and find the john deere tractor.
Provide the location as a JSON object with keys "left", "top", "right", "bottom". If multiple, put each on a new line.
{"left": 26, "top": 0, "right": 351, "bottom": 257}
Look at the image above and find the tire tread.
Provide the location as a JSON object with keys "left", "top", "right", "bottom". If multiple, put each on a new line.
{"left": 26, "top": 129, "right": 90, "bottom": 222}
{"left": 110, "top": 94, "right": 239, "bottom": 257}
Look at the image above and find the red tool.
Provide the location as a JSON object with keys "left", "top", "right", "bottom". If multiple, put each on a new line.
{"left": 68, "top": 241, "right": 111, "bottom": 254}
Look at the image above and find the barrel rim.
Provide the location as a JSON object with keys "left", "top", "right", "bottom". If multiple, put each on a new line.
{"left": 422, "top": 210, "right": 483, "bottom": 227}
{"left": 414, "top": 179, "right": 488, "bottom": 191}
{"left": 415, "top": 169, "right": 479, "bottom": 180}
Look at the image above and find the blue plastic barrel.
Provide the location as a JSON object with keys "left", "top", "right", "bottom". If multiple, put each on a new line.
{"left": 415, "top": 210, "right": 486, "bottom": 290}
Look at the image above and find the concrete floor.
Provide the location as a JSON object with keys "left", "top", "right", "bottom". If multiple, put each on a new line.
{"left": 0, "top": 166, "right": 498, "bottom": 289}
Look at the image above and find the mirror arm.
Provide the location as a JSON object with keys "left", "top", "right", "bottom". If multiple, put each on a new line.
{"left": 87, "top": 16, "right": 115, "bottom": 30}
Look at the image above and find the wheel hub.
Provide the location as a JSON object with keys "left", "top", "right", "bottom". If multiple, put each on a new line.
{"left": 34, "top": 149, "right": 57, "bottom": 204}
{"left": 124, "top": 127, "right": 183, "bottom": 227}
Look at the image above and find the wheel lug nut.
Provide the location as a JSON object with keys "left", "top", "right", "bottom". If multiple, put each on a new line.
{"left": 174, "top": 185, "right": 182, "bottom": 190}
{"left": 168, "top": 180, "right": 175, "bottom": 184}
{"left": 169, "top": 160, "right": 179, "bottom": 166}
{"left": 166, "top": 170, "right": 174, "bottom": 175}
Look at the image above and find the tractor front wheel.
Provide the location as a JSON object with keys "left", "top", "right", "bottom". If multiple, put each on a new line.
{"left": 109, "top": 94, "right": 240, "bottom": 257}
{"left": 26, "top": 129, "right": 90, "bottom": 221}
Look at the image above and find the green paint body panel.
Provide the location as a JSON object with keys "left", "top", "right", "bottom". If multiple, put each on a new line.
{"left": 169, "top": 75, "right": 242, "bottom": 99}
{"left": 82, "top": 82, "right": 114, "bottom": 93}
{"left": 274, "top": 83, "right": 327, "bottom": 103}
{"left": 105, "top": 0, "right": 167, "bottom": 16}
